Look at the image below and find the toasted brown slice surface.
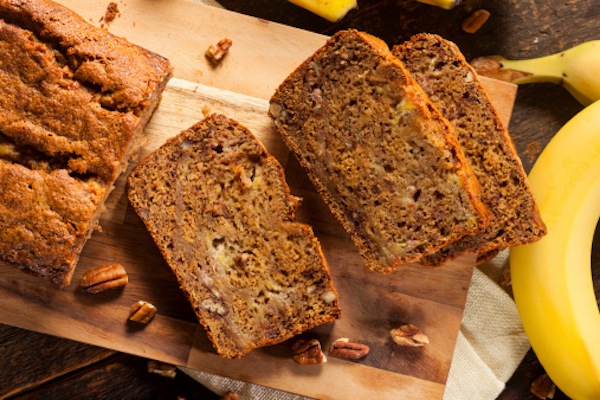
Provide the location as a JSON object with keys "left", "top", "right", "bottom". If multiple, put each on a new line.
{"left": 393, "top": 33, "right": 546, "bottom": 265}
{"left": 269, "top": 29, "right": 490, "bottom": 273}
{"left": 127, "top": 114, "right": 341, "bottom": 359}
{"left": 0, "top": 0, "right": 172, "bottom": 286}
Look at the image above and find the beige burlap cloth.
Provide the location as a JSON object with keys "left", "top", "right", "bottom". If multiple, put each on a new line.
{"left": 180, "top": 2, "right": 532, "bottom": 398}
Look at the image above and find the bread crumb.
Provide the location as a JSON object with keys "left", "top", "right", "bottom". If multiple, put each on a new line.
{"left": 105, "top": 2, "right": 120, "bottom": 23}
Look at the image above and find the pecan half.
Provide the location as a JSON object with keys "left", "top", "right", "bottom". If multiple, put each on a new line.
{"left": 79, "top": 263, "right": 128, "bottom": 293}
{"left": 462, "top": 9, "right": 491, "bottom": 34}
{"left": 147, "top": 360, "right": 177, "bottom": 379}
{"left": 205, "top": 38, "right": 233, "bottom": 65}
{"left": 129, "top": 300, "right": 157, "bottom": 324}
{"left": 329, "top": 338, "right": 369, "bottom": 360}
{"left": 390, "top": 324, "right": 430, "bottom": 347}
{"left": 531, "top": 374, "right": 556, "bottom": 399}
{"left": 291, "top": 338, "right": 327, "bottom": 364}
{"left": 220, "top": 392, "right": 239, "bottom": 400}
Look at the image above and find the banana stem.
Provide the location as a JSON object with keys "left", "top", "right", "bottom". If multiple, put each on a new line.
{"left": 500, "top": 53, "right": 566, "bottom": 85}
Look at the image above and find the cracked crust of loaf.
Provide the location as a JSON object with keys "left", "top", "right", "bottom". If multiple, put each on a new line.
{"left": 393, "top": 34, "right": 546, "bottom": 266}
{"left": 0, "top": 0, "right": 172, "bottom": 286}
{"left": 269, "top": 29, "right": 491, "bottom": 273}
{"left": 127, "top": 114, "right": 341, "bottom": 358}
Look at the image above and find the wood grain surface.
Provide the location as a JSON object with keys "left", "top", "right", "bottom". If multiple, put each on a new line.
{"left": 0, "top": 1, "right": 517, "bottom": 399}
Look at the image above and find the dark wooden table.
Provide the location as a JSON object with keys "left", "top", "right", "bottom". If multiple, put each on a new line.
{"left": 1, "top": 0, "right": 598, "bottom": 398}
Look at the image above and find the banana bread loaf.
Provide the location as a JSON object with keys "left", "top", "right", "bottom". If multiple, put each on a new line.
{"left": 0, "top": 0, "right": 172, "bottom": 286}
{"left": 269, "top": 29, "right": 490, "bottom": 273}
{"left": 393, "top": 34, "right": 546, "bottom": 265}
{"left": 127, "top": 114, "right": 341, "bottom": 358}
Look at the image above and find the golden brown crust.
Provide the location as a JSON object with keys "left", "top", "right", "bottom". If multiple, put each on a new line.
{"left": 0, "top": 0, "right": 172, "bottom": 286}
{"left": 269, "top": 29, "right": 490, "bottom": 273}
{"left": 393, "top": 33, "right": 546, "bottom": 265}
{"left": 128, "top": 114, "right": 341, "bottom": 358}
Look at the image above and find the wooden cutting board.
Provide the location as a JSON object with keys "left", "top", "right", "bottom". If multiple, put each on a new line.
{"left": 0, "top": 1, "right": 517, "bottom": 398}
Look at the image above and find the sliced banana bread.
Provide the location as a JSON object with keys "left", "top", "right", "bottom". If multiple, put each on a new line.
{"left": 393, "top": 33, "right": 546, "bottom": 265}
{"left": 127, "top": 114, "right": 341, "bottom": 358}
{"left": 269, "top": 29, "right": 490, "bottom": 273}
{"left": 0, "top": 0, "right": 172, "bottom": 286}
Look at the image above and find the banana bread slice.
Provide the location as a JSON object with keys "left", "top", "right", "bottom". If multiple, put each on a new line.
{"left": 269, "top": 29, "right": 490, "bottom": 273}
{"left": 393, "top": 34, "right": 546, "bottom": 265}
{"left": 0, "top": 0, "right": 172, "bottom": 286}
{"left": 127, "top": 114, "right": 341, "bottom": 358}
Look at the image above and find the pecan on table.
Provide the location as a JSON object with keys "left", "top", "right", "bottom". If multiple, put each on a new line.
{"left": 390, "top": 324, "right": 430, "bottom": 347}
{"left": 531, "top": 374, "right": 556, "bottom": 399}
{"left": 129, "top": 300, "right": 157, "bottom": 324}
{"left": 291, "top": 338, "right": 327, "bottom": 365}
{"left": 329, "top": 338, "right": 369, "bottom": 360}
{"left": 79, "top": 263, "right": 128, "bottom": 294}
{"left": 205, "top": 38, "right": 233, "bottom": 65}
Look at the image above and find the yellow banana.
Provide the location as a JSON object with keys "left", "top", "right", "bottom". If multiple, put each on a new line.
{"left": 498, "top": 40, "right": 600, "bottom": 106}
{"left": 287, "top": 0, "right": 357, "bottom": 22}
{"left": 510, "top": 100, "right": 600, "bottom": 399}
{"left": 416, "top": 0, "right": 462, "bottom": 10}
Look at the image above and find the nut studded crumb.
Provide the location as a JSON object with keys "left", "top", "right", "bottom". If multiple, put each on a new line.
{"left": 269, "top": 29, "right": 490, "bottom": 273}
{"left": 393, "top": 33, "right": 546, "bottom": 266}
{"left": 127, "top": 114, "right": 341, "bottom": 358}
{"left": 393, "top": 34, "right": 546, "bottom": 265}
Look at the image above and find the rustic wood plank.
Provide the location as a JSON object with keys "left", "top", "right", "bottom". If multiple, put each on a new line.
{"left": 0, "top": 324, "right": 114, "bottom": 398}
{"left": 8, "top": 352, "right": 219, "bottom": 400}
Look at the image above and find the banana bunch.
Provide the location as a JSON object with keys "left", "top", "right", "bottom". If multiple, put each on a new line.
{"left": 417, "top": 0, "right": 462, "bottom": 10}
{"left": 510, "top": 100, "right": 600, "bottom": 399}
{"left": 287, "top": 0, "right": 357, "bottom": 22}
{"left": 497, "top": 40, "right": 600, "bottom": 106}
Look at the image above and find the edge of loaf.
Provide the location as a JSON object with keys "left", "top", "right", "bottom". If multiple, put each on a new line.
{"left": 269, "top": 29, "right": 491, "bottom": 274}
{"left": 0, "top": 0, "right": 172, "bottom": 286}
{"left": 393, "top": 33, "right": 546, "bottom": 266}
{"left": 127, "top": 113, "right": 341, "bottom": 358}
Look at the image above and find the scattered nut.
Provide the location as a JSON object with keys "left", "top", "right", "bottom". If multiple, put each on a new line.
{"left": 329, "top": 338, "right": 369, "bottom": 360}
{"left": 220, "top": 392, "right": 239, "bottom": 400}
{"left": 531, "top": 374, "right": 556, "bottom": 399}
{"left": 129, "top": 300, "right": 157, "bottom": 324}
{"left": 147, "top": 360, "right": 177, "bottom": 379}
{"left": 390, "top": 324, "right": 430, "bottom": 347}
{"left": 79, "top": 263, "right": 128, "bottom": 294}
{"left": 291, "top": 338, "right": 327, "bottom": 364}
{"left": 205, "top": 38, "right": 233, "bottom": 65}
{"left": 462, "top": 9, "right": 491, "bottom": 34}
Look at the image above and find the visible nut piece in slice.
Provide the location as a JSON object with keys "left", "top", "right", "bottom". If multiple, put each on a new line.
{"left": 329, "top": 338, "right": 369, "bottom": 360}
{"left": 147, "top": 360, "right": 177, "bottom": 379}
{"left": 205, "top": 38, "right": 233, "bottom": 65}
{"left": 291, "top": 338, "right": 327, "bottom": 364}
{"left": 462, "top": 9, "right": 491, "bottom": 34}
{"left": 390, "top": 324, "right": 430, "bottom": 347}
{"left": 79, "top": 263, "right": 128, "bottom": 294}
{"left": 531, "top": 373, "right": 556, "bottom": 399}
{"left": 129, "top": 300, "right": 157, "bottom": 324}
